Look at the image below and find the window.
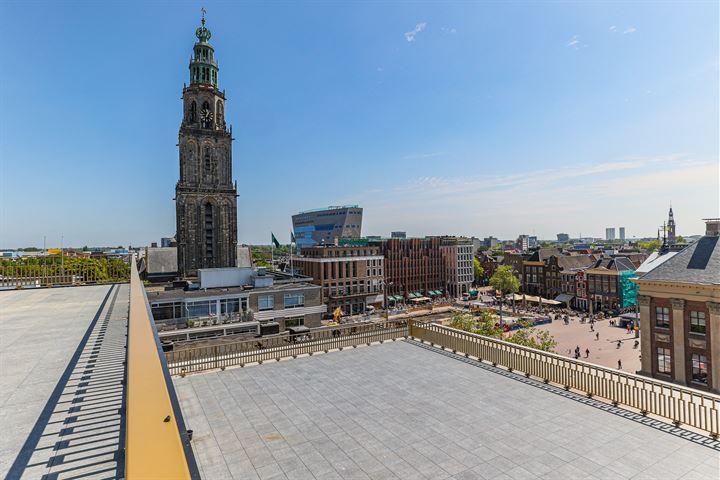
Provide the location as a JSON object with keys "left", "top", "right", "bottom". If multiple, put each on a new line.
{"left": 286, "top": 317, "right": 304, "bottom": 328}
{"left": 220, "top": 298, "right": 240, "bottom": 316}
{"left": 187, "top": 300, "right": 215, "bottom": 318}
{"left": 284, "top": 293, "right": 305, "bottom": 308}
{"left": 689, "top": 311, "right": 706, "bottom": 335}
{"left": 691, "top": 354, "right": 708, "bottom": 384}
{"left": 655, "top": 306, "right": 670, "bottom": 328}
{"left": 258, "top": 295, "right": 274, "bottom": 311}
{"left": 656, "top": 348, "right": 671, "bottom": 374}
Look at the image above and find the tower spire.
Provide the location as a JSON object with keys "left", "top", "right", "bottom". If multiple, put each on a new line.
{"left": 189, "top": 10, "right": 218, "bottom": 87}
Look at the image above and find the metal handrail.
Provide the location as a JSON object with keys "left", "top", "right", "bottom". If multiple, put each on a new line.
{"left": 126, "top": 259, "right": 198, "bottom": 478}
{"left": 409, "top": 321, "right": 720, "bottom": 437}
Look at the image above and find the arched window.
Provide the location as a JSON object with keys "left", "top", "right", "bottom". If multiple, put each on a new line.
{"left": 216, "top": 100, "right": 224, "bottom": 126}
{"left": 189, "top": 101, "right": 196, "bottom": 122}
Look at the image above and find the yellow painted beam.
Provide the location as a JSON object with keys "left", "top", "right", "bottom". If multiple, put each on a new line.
{"left": 126, "top": 260, "right": 191, "bottom": 479}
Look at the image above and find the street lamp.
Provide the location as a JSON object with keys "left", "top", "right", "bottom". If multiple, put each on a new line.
{"left": 383, "top": 281, "right": 394, "bottom": 323}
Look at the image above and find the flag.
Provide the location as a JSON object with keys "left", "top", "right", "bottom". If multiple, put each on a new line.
{"left": 290, "top": 231, "right": 296, "bottom": 244}
{"left": 271, "top": 233, "right": 280, "bottom": 248}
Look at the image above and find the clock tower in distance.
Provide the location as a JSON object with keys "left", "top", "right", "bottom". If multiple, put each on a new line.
{"left": 176, "top": 14, "right": 238, "bottom": 277}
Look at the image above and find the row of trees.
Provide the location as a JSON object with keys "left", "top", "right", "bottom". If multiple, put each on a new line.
{"left": 448, "top": 311, "right": 557, "bottom": 352}
{"left": 0, "top": 256, "right": 130, "bottom": 282}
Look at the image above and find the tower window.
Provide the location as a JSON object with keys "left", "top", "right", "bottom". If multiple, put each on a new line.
{"left": 204, "top": 203, "right": 214, "bottom": 263}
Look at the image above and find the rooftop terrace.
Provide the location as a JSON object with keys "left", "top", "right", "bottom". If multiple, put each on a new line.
{"left": 0, "top": 284, "right": 129, "bottom": 479}
{"left": 175, "top": 341, "right": 719, "bottom": 480}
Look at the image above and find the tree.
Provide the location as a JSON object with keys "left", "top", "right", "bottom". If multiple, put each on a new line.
{"left": 638, "top": 239, "right": 662, "bottom": 252}
{"left": 676, "top": 235, "right": 686, "bottom": 244}
{"left": 489, "top": 265, "right": 520, "bottom": 296}
{"left": 447, "top": 312, "right": 557, "bottom": 352}
{"left": 473, "top": 257, "right": 484, "bottom": 284}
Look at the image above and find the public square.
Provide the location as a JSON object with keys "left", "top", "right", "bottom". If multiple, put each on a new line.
{"left": 532, "top": 314, "right": 642, "bottom": 372}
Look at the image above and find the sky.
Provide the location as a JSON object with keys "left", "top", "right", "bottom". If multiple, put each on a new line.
{"left": 1, "top": 1, "right": 718, "bottom": 248}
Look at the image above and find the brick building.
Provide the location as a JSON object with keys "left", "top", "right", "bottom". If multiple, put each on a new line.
{"left": 370, "top": 237, "right": 445, "bottom": 301}
{"left": 585, "top": 257, "right": 635, "bottom": 311}
{"left": 636, "top": 219, "right": 720, "bottom": 393}
{"left": 292, "top": 245, "right": 384, "bottom": 315}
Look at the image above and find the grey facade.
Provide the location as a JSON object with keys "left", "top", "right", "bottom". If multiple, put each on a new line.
{"left": 176, "top": 19, "right": 238, "bottom": 277}
{"left": 292, "top": 205, "right": 363, "bottom": 249}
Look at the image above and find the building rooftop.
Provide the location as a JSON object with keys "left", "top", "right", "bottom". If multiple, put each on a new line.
{"left": 174, "top": 341, "right": 719, "bottom": 480}
{"left": 0, "top": 285, "right": 129, "bottom": 479}
{"left": 641, "top": 235, "right": 720, "bottom": 285}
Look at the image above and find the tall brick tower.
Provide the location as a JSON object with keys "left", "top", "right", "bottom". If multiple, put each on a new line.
{"left": 176, "top": 13, "right": 237, "bottom": 277}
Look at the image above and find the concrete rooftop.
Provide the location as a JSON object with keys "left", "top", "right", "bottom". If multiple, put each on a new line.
{"left": 0, "top": 284, "right": 129, "bottom": 479}
{"left": 175, "top": 341, "right": 719, "bottom": 480}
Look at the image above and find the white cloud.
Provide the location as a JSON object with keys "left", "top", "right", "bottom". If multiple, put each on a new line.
{"left": 610, "top": 25, "right": 617, "bottom": 32}
{"left": 441, "top": 27, "right": 457, "bottom": 34}
{"left": 623, "top": 26, "right": 637, "bottom": 34}
{"left": 349, "top": 154, "right": 718, "bottom": 239}
{"left": 567, "top": 35, "right": 580, "bottom": 49}
{"left": 405, "top": 22, "right": 427, "bottom": 42}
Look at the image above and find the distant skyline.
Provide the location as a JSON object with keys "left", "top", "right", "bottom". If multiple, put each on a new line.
{"left": 1, "top": 1, "right": 717, "bottom": 248}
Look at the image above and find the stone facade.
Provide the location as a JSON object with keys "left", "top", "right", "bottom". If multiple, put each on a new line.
{"left": 176, "top": 19, "right": 237, "bottom": 277}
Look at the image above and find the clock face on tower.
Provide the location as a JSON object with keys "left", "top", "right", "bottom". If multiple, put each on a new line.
{"left": 200, "top": 108, "right": 214, "bottom": 128}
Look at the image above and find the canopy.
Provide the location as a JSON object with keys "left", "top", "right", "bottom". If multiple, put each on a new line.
{"left": 554, "top": 294, "right": 574, "bottom": 304}
{"left": 506, "top": 294, "right": 562, "bottom": 305}
{"left": 479, "top": 295, "right": 494, "bottom": 303}
{"left": 410, "top": 296, "right": 431, "bottom": 303}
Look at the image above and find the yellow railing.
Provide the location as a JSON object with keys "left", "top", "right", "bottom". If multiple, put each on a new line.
{"left": 409, "top": 321, "right": 720, "bottom": 438}
{"left": 126, "top": 260, "right": 195, "bottom": 479}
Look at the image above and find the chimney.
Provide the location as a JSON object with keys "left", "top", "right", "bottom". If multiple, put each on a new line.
{"left": 704, "top": 218, "right": 720, "bottom": 236}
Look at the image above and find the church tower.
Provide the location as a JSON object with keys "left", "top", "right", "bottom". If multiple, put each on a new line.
{"left": 176, "top": 13, "right": 237, "bottom": 277}
{"left": 667, "top": 206, "right": 676, "bottom": 245}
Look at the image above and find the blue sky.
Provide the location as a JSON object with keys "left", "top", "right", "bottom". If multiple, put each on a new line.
{"left": 1, "top": 1, "right": 717, "bottom": 248}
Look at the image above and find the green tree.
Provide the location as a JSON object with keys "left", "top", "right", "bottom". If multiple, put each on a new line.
{"left": 473, "top": 257, "right": 484, "bottom": 284}
{"left": 447, "top": 312, "right": 557, "bottom": 352}
{"left": 638, "top": 239, "right": 662, "bottom": 251}
{"left": 676, "top": 235, "right": 686, "bottom": 244}
{"left": 489, "top": 265, "right": 520, "bottom": 296}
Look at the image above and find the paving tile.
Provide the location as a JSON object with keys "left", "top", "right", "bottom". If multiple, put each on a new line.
{"left": 174, "top": 341, "right": 719, "bottom": 480}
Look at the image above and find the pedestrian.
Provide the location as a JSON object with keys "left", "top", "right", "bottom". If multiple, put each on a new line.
{"left": 618, "top": 359, "right": 622, "bottom": 370}
{"left": 627, "top": 324, "right": 631, "bottom": 334}
{"left": 596, "top": 332, "right": 600, "bottom": 341}
{"left": 617, "top": 339, "right": 621, "bottom": 348}
{"left": 585, "top": 348, "right": 590, "bottom": 358}
{"left": 590, "top": 325, "right": 594, "bottom": 332}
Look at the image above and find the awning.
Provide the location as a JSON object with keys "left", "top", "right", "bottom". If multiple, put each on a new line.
{"left": 479, "top": 295, "right": 494, "bottom": 303}
{"left": 429, "top": 290, "right": 440, "bottom": 296}
{"left": 410, "top": 296, "right": 431, "bottom": 303}
{"left": 287, "top": 326, "right": 310, "bottom": 335}
{"left": 413, "top": 292, "right": 422, "bottom": 297}
{"left": 554, "top": 294, "right": 574, "bottom": 304}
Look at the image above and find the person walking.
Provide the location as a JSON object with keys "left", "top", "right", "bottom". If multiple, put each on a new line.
{"left": 618, "top": 359, "right": 622, "bottom": 370}
{"left": 585, "top": 348, "right": 590, "bottom": 358}
{"left": 596, "top": 332, "right": 600, "bottom": 341}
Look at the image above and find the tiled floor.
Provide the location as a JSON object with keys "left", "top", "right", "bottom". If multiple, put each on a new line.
{"left": 0, "top": 284, "right": 128, "bottom": 479}
{"left": 175, "top": 341, "right": 720, "bottom": 479}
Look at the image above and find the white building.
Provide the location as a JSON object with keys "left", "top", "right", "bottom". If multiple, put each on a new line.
{"left": 606, "top": 227, "right": 616, "bottom": 241}
{"left": 441, "top": 237, "right": 474, "bottom": 298}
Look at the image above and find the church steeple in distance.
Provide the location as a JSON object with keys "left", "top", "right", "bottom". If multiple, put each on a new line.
{"left": 667, "top": 205, "right": 677, "bottom": 245}
{"left": 175, "top": 11, "right": 238, "bottom": 277}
